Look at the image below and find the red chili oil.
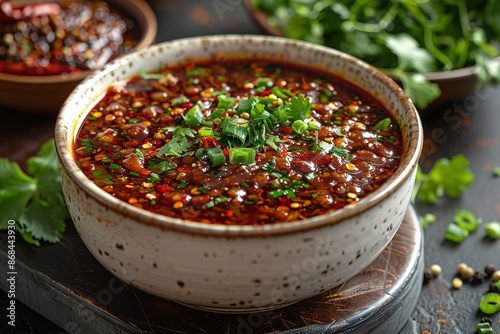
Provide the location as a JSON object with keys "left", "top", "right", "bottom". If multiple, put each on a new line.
{"left": 0, "top": 0, "right": 140, "bottom": 75}
{"left": 74, "top": 59, "right": 403, "bottom": 225}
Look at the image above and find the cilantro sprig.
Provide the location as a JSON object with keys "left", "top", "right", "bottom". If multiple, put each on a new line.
{"left": 0, "top": 139, "right": 69, "bottom": 246}
{"left": 412, "top": 154, "right": 475, "bottom": 204}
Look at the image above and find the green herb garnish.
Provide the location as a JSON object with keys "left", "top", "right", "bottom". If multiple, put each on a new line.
{"left": 254, "top": 0, "right": 500, "bottom": 109}
{"left": 412, "top": 154, "right": 474, "bottom": 204}
{"left": 0, "top": 139, "right": 69, "bottom": 246}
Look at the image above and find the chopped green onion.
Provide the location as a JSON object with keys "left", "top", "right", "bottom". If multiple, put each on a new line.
{"left": 113, "top": 152, "right": 121, "bottom": 159}
{"left": 255, "top": 77, "right": 273, "bottom": 88}
{"left": 80, "top": 138, "right": 92, "bottom": 147}
{"left": 198, "top": 128, "right": 214, "bottom": 137}
{"left": 186, "top": 67, "right": 210, "bottom": 76}
{"left": 373, "top": 118, "right": 391, "bottom": 131}
{"left": 208, "top": 108, "right": 224, "bottom": 122}
{"left": 479, "top": 293, "right": 500, "bottom": 315}
{"left": 205, "top": 147, "right": 226, "bottom": 167}
{"left": 184, "top": 104, "right": 204, "bottom": 127}
{"left": 292, "top": 120, "right": 308, "bottom": 134}
{"left": 265, "top": 135, "right": 283, "bottom": 151}
{"left": 269, "top": 187, "right": 295, "bottom": 199}
{"left": 445, "top": 223, "right": 469, "bottom": 243}
{"left": 101, "top": 156, "right": 111, "bottom": 163}
{"left": 307, "top": 121, "right": 321, "bottom": 130}
{"left": 92, "top": 170, "right": 103, "bottom": 177}
{"left": 229, "top": 148, "right": 256, "bottom": 165}
{"left": 304, "top": 172, "right": 316, "bottom": 180}
{"left": 172, "top": 96, "right": 189, "bottom": 106}
{"left": 311, "top": 193, "right": 319, "bottom": 199}
{"left": 262, "top": 160, "right": 276, "bottom": 171}
{"left": 199, "top": 186, "right": 209, "bottom": 194}
{"left": 493, "top": 167, "right": 500, "bottom": 177}
{"left": 222, "top": 118, "right": 248, "bottom": 146}
{"left": 237, "top": 97, "right": 257, "bottom": 113}
{"left": 216, "top": 95, "right": 236, "bottom": 110}
{"left": 419, "top": 213, "right": 436, "bottom": 229}
{"left": 205, "top": 200, "right": 215, "bottom": 208}
{"left": 109, "top": 163, "right": 122, "bottom": 170}
{"left": 454, "top": 209, "right": 481, "bottom": 232}
{"left": 485, "top": 221, "right": 500, "bottom": 239}
{"left": 269, "top": 189, "right": 287, "bottom": 199}
{"left": 272, "top": 86, "right": 293, "bottom": 99}
{"left": 241, "top": 182, "right": 250, "bottom": 188}
{"left": 270, "top": 171, "right": 283, "bottom": 179}
{"left": 285, "top": 187, "right": 296, "bottom": 198}
{"left": 476, "top": 322, "right": 494, "bottom": 334}
{"left": 177, "top": 180, "right": 187, "bottom": 189}
{"left": 129, "top": 171, "right": 140, "bottom": 177}
{"left": 135, "top": 148, "right": 145, "bottom": 160}
{"left": 214, "top": 196, "right": 230, "bottom": 205}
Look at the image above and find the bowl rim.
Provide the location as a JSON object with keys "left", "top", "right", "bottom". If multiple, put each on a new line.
{"left": 55, "top": 34, "right": 423, "bottom": 237}
{"left": 0, "top": 0, "right": 157, "bottom": 84}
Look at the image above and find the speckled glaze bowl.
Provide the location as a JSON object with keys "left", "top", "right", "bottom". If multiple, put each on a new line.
{"left": 55, "top": 35, "right": 423, "bottom": 313}
{"left": 0, "top": 0, "right": 157, "bottom": 113}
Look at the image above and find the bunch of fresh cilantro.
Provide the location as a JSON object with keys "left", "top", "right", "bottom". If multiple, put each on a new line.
{"left": 0, "top": 139, "right": 69, "bottom": 246}
{"left": 254, "top": 0, "right": 500, "bottom": 109}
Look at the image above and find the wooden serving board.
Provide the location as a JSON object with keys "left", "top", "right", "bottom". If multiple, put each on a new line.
{"left": 0, "top": 206, "right": 423, "bottom": 334}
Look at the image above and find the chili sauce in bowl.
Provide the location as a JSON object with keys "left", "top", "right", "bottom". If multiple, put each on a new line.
{"left": 74, "top": 59, "right": 403, "bottom": 225}
{"left": 56, "top": 35, "right": 422, "bottom": 313}
{"left": 0, "top": 0, "right": 156, "bottom": 112}
{"left": 0, "top": 0, "right": 141, "bottom": 76}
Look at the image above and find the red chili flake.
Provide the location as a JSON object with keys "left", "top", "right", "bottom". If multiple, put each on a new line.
{"left": 156, "top": 185, "right": 173, "bottom": 194}
{"left": 200, "top": 136, "right": 220, "bottom": 148}
{"left": 139, "top": 168, "right": 150, "bottom": 178}
{"left": 281, "top": 128, "right": 293, "bottom": 135}
{"left": 258, "top": 89, "right": 272, "bottom": 97}
{"left": 278, "top": 197, "right": 289, "bottom": 204}
{"left": 177, "top": 166, "right": 192, "bottom": 172}
{"left": 161, "top": 116, "right": 174, "bottom": 124}
{"left": 181, "top": 102, "right": 193, "bottom": 109}
{"left": 226, "top": 210, "right": 234, "bottom": 218}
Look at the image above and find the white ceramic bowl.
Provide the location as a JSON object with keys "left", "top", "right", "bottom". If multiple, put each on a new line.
{"left": 55, "top": 35, "right": 423, "bottom": 313}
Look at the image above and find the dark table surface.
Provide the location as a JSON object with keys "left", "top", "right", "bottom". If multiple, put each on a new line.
{"left": 1, "top": 1, "right": 500, "bottom": 333}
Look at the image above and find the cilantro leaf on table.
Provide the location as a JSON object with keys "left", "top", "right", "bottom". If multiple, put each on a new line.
{"left": 0, "top": 139, "right": 69, "bottom": 246}
{"left": 412, "top": 154, "right": 475, "bottom": 204}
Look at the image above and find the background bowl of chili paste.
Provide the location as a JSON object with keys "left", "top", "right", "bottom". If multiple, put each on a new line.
{"left": 0, "top": 0, "right": 157, "bottom": 113}
{"left": 55, "top": 35, "right": 423, "bottom": 313}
